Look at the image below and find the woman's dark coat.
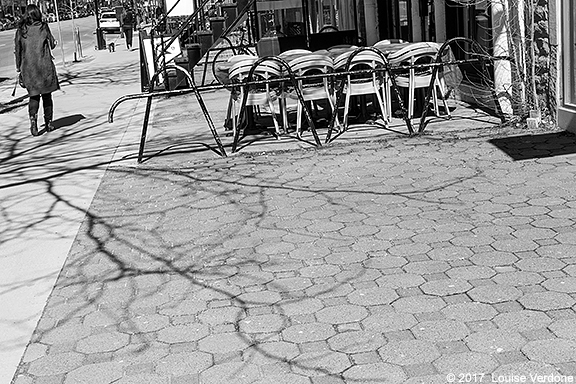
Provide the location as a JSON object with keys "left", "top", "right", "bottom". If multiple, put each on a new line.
{"left": 14, "top": 21, "right": 60, "bottom": 96}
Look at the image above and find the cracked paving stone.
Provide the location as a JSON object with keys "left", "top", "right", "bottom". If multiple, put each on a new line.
{"left": 242, "top": 341, "right": 300, "bottom": 364}
{"left": 75, "top": 331, "right": 130, "bottom": 354}
{"left": 327, "top": 331, "right": 386, "bottom": 353}
{"left": 467, "top": 285, "right": 522, "bottom": 304}
{"left": 290, "top": 350, "right": 352, "bottom": 376}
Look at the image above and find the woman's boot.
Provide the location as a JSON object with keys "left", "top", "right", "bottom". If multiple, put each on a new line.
{"left": 44, "top": 105, "right": 55, "bottom": 132}
{"left": 30, "top": 115, "right": 39, "bottom": 136}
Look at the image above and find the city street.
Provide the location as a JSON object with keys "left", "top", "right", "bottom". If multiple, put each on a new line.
{"left": 0, "top": 15, "right": 99, "bottom": 79}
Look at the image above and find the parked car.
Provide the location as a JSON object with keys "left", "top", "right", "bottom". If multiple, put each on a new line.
{"left": 0, "top": 16, "right": 16, "bottom": 30}
{"left": 99, "top": 11, "right": 120, "bottom": 33}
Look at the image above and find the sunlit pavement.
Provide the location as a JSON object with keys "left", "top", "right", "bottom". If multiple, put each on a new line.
{"left": 3, "top": 35, "right": 576, "bottom": 384}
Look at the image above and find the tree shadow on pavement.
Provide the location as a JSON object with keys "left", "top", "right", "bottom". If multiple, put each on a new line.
{"left": 3, "top": 56, "right": 495, "bottom": 382}
{"left": 6, "top": 137, "right": 484, "bottom": 383}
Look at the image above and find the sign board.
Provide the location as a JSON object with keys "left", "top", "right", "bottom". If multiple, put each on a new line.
{"left": 142, "top": 36, "right": 182, "bottom": 84}
{"left": 165, "top": 0, "right": 194, "bottom": 16}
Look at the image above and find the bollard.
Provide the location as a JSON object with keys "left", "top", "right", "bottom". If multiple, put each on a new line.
{"left": 96, "top": 27, "right": 106, "bottom": 50}
{"left": 186, "top": 43, "right": 201, "bottom": 71}
{"left": 76, "top": 26, "right": 83, "bottom": 59}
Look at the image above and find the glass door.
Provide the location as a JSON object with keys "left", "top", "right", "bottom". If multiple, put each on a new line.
{"left": 377, "top": 0, "right": 412, "bottom": 42}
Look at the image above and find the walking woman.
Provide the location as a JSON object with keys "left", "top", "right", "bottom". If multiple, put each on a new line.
{"left": 14, "top": 4, "right": 60, "bottom": 136}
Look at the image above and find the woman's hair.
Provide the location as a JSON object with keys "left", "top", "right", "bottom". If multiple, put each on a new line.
{"left": 18, "top": 4, "right": 44, "bottom": 35}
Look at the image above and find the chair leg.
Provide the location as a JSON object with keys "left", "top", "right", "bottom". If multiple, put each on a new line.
{"left": 231, "top": 99, "right": 238, "bottom": 138}
{"left": 343, "top": 91, "right": 351, "bottom": 130}
{"left": 225, "top": 93, "right": 234, "bottom": 130}
{"left": 382, "top": 76, "right": 392, "bottom": 122}
{"left": 327, "top": 92, "right": 340, "bottom": 131}
{"left": 268, "top": 99, "right": 281, "bottom": 137}
{"left": 280, "top": 95, "right": 289, "bottom": 132}
{"left": 408, "top": 85, "right": 415, "bottom": 119}
{"left": 296, "top": 101, "right": 303, "bottom": 138}
{"left": 374, "top": 87, "right": 388, "bottom": 127}
{"left": 432, "top": 86, "right": 440, "bottom": 117}
{"left": 437, "top": 79, "right": 451, "bottom": 118}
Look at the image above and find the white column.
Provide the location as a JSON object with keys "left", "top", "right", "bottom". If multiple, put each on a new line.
{"left": 434, "top": 0, "right": 445, "bottom": 42}
{"left": 364, "top": 0, "right": 378, "bottom": 45}
{"left": 491, "top": 0, "right": 514, "bottom": 115}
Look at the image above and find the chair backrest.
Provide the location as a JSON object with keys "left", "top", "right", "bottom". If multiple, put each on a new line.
{"left": 279, "top": 49, "right": 312, "bottom": 59}
{"left": 288, "top": 54, "right": 333, "bottom": 74}
{"left": 227, "top": 54, "right": 257, "bottom": 65}
{"left": 288, "top": 54, "right": 334, "bottom": 88}
{"left": 229, "top": 58, "right": 283, "bottom": 85}
{"left": 387, "top": 42, "right": 441, "bottom": 66}
{"left": 334, "top": 49, "right": 387, "bottom": 72}
{"left": 374, "top": 39, "right": 407, "bottom": 47}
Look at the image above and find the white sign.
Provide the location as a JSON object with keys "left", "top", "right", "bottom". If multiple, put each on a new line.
{"left": 142, "top": 36, "right": 182, "bottom": 84}
{"left": 165, "top": 0, "right": 195, "bottom": 16}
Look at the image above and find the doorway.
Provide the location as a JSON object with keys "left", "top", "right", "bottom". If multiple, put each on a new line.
{"left": 377, "top": 0, "right": 412, "bottom": 42}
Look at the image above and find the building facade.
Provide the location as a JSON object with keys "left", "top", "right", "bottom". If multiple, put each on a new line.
{"left": 363, "top": 0, "right": 573, "bottom": 129}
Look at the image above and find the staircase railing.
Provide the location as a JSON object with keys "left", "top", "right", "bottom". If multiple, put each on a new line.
{"left": 144, "top": 0, "right": 259, "bottom": 90}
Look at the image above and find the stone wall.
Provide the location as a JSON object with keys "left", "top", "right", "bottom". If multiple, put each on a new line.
{"left": 533, "top": 0, "right": 554, "bottom": 117}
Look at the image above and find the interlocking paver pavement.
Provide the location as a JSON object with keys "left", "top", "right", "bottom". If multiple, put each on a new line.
{"left": 10, "top": 128, "right": 576, "bottom": 383}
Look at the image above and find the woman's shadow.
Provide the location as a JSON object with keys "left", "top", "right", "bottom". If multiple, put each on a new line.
{"left": 42, "top": 114, "right": 85, "bottom": 133}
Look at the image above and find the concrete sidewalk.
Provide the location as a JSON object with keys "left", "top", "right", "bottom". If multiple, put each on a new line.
{"left": 5, "top": 36, "right": 576, "bottom": 384}
{"left": 0, "top": 39, "right": 145, "bottom": 384}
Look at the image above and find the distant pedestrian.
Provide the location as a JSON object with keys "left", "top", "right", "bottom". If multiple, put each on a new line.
{"left": 122, "top": 8, "right": 135, "bottom": 49}
{"left": 14, "top": 4, "right": 60, "bottom": 137}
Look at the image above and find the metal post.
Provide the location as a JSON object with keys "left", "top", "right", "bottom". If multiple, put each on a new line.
{"left": 53, "top": 0, "right": 66, "bottom": 65}
{"left": 70, "top": 0, "right": 79, "bottom": 61}
{"left": 94, "top": 0, "right": 106, "bottom": 50}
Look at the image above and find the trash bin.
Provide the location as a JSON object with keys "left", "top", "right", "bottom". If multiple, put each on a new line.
{"left": 95, "top": 27, "right": 106, "bottom": 50}
{"left": 167, "top": 67, "right": 189, "bottom": 90}
{"left": 221, "top": 3, "right": 237, "bottom": 29}
{"left": 237, "top": 0, "right": 249, "bottom": 12}
{"left": 209, "top": 17, "right": 226, "bottom": 39}
{"left": 257, "top": 36, "right": 280, "bottom": 56}
{"left": 195, "top": 30, "right": 213, "bottom": 54}
{"left": 186, "top": 43, "right": 201, "bottom": 71}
